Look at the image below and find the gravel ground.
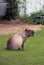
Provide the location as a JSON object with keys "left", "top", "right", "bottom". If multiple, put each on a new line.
{"left": 0, "top": 20, "right": 42, "bottom": 34}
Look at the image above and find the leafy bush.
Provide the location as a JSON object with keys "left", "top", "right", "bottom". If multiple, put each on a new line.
{"left": 19, "top": 14, "right": 32, "bottom": 24}
{"left": 41, "top": 18, "right": 44, "bottom": 25}
{"left": 29, "top": 11, "right": 44, "bottom": 24}
{"left": 5, "top": 0, "right": 19, "bottom": 20}
{"left": 19, "top": 10, "right": 44, "bottom": 24}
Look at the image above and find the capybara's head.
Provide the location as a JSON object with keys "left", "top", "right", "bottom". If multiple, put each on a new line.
{"left": 25, "top": 29, "right": 34, "bottom": 37}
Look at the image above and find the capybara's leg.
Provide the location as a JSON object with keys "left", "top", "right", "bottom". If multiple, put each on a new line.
{"left": 17, "top": 48, "right": 20, "bottom": 50}
{"left": 22, "top": 44, "right": 24, "bottom": 50}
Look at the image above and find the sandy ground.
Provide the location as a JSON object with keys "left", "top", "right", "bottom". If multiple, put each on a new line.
{"left": 0, "top": 20, "right": 42, "bottom": 34}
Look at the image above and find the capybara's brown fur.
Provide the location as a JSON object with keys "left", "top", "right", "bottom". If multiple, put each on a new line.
{"left": 7, "top": 29, "right": 34, "bottom": 50}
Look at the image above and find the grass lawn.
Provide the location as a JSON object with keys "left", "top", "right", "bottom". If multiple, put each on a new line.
{"left": 0, "top": 28, "right": 44, "bottom": 65}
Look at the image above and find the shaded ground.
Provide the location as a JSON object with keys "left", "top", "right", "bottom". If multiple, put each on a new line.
{"left": 0, "top": 20, "right": 42, "bottom": 34}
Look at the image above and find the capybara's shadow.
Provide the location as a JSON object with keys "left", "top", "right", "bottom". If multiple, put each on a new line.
{"left": 4, "top": 48, "right": 24, "bottom": 51}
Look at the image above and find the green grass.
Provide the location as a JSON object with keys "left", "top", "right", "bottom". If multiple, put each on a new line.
{"left": 0, "top": 29, "right": 44, "bottom": 65}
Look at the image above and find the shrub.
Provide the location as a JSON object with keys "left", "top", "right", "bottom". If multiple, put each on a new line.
{"left": 19, "top": 14, "right": 32, "bottom": 24}
{"left": 19, "top": 10, "right": 44, "bottom": 25}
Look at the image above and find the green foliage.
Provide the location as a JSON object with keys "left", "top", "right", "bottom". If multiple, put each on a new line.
{"left": 29, "top": 10, "right": 44, "bottom": 24}
{"left": 19, "top": 14, "right": 31, "bottom": 24}
{"left": 19, "top": 0, "right": 27, "bottom": 15}
{"left": 19, "top": 10, "right": 44, "bottom": 24}
{"left": 6, "top": 0, "right": 19, "bottom": 20}
{"left": 0, "top": 29, "right": 44, "bottom": 65}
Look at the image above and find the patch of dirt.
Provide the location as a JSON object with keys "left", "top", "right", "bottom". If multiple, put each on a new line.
{"left": 0, "top": 20, "right": 42, "bottom": 34}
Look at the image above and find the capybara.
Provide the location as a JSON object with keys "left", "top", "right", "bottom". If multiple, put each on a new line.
{"left": 7, "top": 29, "right": 34, "bottom": 50}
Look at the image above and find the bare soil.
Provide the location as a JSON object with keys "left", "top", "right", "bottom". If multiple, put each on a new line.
{"left": 0, "top": 20, "right": 42, "bottom": 34}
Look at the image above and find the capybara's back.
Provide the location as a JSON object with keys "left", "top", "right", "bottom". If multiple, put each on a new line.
{"left": 7, "top": 34, "right": 23, "bottom": 50}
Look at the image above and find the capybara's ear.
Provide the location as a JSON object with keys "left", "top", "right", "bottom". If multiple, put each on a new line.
{"left": 25, "top": 29, "right": 27, "bottom": 31}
